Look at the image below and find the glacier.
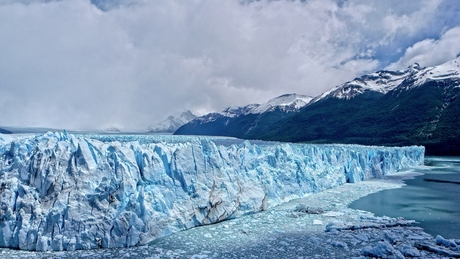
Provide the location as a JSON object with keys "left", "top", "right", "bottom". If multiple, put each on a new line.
{"left": 0, "top": 132, "right": 424, "bottom": 251}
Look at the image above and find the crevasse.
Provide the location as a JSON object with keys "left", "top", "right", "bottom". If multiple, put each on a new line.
{"left": 0, "top": 132, "right": 424, "bottom": 251}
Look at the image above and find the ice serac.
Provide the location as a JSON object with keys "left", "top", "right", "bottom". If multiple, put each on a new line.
{"left": 0, "top": 132, "right": 424, "bottom": 251}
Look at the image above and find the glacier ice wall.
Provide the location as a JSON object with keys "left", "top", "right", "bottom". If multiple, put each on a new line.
{"left": 0, "top": 132, "right": 424, "bottom": 251}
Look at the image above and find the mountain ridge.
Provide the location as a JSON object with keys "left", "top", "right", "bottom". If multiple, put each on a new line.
{"left": 176, "top": 57, "right": 460, "bottom": 155}
{"left": 0, "top": 127, "right": 12, "bottom": 134}
{"left": 175, "top": 93, "right": 313, "bottom": 137}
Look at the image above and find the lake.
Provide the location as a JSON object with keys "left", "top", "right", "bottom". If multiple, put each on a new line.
{"left": 349, "top": 156, "right": 460, "bottom": 239}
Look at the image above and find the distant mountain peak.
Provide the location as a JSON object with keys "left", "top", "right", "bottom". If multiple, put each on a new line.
{"left": 147, "top": 110, "right": 197, "bottom": 133}
{"left": 410, "top": 62, "right": 422, "bottom": 70}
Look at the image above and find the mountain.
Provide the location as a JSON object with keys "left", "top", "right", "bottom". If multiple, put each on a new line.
{"left": 176, "top": 57, "right": 460, "bottom": 155}
{"left": 147, "top": 110, "right": 197, "bottom": 133}
{"left": 0, "top": 127, "right": 12, "bottom": 134}
{"left": 311, "top": 64, "right": 420, "bottom": 102}
{"left": 250, "top": 93, "right": 313, "bottom": 114}
{"left": 174, "top": 94, "right": 313, "bottom": 137}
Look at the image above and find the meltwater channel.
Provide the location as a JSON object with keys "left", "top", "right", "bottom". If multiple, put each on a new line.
{"left": 350, "top": 156, "right": 460, "bottom": 239}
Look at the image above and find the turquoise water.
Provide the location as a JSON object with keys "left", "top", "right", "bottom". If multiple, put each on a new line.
{"left": 349, "top": 157, "right": 460, "bottom": 239}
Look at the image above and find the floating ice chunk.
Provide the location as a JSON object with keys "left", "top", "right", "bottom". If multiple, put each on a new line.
{"left": 384, "top": 230, "right": 401, "bottom": 244}
{"left": 331, "top": 241, "right": 348, "bottom": 250}
{"left": 361, "top": 241, "right": 404, "bottom": 258}
{"left": 323, "top": 211, "right": 344, "bottom": 217}
{"left": 398, "top": 244, "right": 421, "bottom": 257}
{"left": 436, "top": 235, "right": 459, "bottom": 248}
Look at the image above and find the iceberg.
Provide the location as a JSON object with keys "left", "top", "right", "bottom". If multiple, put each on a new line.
{"left": 0, "top": 132, "right": 424, "bottom": 251}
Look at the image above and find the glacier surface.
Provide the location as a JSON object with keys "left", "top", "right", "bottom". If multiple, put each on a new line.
{"left": 0, "top": 132, "right": 424, "bottom": 251}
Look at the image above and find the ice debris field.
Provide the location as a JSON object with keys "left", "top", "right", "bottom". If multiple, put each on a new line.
{"left": 0, "top": 132, "right": 424, "bottom": 251}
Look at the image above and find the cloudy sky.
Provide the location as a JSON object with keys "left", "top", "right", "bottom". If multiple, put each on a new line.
{"left": 1, "top": 0, "right": 459, "bottom": 130}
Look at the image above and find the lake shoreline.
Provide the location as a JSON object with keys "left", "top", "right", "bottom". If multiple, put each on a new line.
{"left": 351, "top": 157, "right": 460, "bottom": 239}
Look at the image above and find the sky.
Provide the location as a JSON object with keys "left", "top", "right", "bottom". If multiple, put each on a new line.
{"left": 0, "top": 0, "right": 459, "bottom": 131}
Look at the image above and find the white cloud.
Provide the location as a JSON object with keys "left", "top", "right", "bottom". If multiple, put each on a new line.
{"left": 0, "top": 0, "right": 455, "bottom": 130}
{"left": 386, "top": 26, "right": 460, "bottom": 69}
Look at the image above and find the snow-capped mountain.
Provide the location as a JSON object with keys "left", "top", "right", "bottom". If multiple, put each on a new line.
{"left": 314, "top": 57, "right": 460, "bottom": 102}
{"left": 175, "top": 94, "right": 313, "bottom": 136}
{"left": 218, "top": 104, "right": 260, "bottom": 118}
{"left": 250, "top": 94, "right": 313, "bottom": 114}
{"left": 176, "top": 56, "right": 460, "bottom": 155}
{"left": 192, "top": 94, "right": 312, "bottom": 124}
{"left": 220, "top": 93, "right": 313, "bottom": 116}
{"left": 313, "top": 69, "right": 411, "bottom": 101}
{"left": 147, "top": 110, "right": 197, "bottom": 133}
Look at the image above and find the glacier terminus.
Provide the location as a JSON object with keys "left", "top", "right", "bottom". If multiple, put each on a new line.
{"left": 0, "top": 132, "right": 424, "bottom": 251}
